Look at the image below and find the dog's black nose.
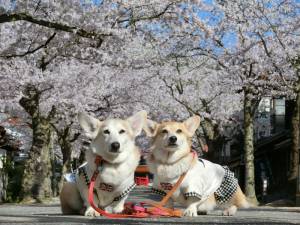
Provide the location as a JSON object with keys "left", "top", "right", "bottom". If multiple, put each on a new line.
{"left": 169, "top": 136, "right": 177, "bottom": 144}
{"left": 111, "top": 142, "right": 120, "bottom": 152}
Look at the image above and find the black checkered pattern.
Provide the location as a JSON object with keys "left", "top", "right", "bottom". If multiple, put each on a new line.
{"left": 113, "top": 183, "right": 136, "bottom": 202}
{"left": 214, "top": 166, "right": 238, "bottom": 204}
{"left": 151, "top": 187, "right": 167, "bottom": 196}
{"left": 78, "top": 166, "right": 90, "bottom": 186}
{"left": 184, "top": 192, "right": 202, "bottom": 200}
{"left": 151, "top": 188, "right": 202, "bottom": 200}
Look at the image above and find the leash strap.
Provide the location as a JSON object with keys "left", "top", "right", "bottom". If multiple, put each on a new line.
{"left": 145, "top": 151, "right": 197, "bottom": 216}
{"left": 88, "top": 152, "right": 196, "bottom": 218}
{"left": 88, "top": 157, "right": 148, "bottom": 218}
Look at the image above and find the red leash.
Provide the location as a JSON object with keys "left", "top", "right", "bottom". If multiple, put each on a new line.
{"left": 88, "top": 170, "right": 148, "bottom": 218}
{"left": 88, "top": 152, "right": 196, "bottom": 218}
{"left": 88, "top": 156, "right": 153, "bottom": 218}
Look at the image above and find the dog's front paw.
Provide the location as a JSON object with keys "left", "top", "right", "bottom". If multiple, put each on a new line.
{"left": 184, "top": 207, "right": 198, "bottom": 217}
{"left": 222, "top": 206, "right": 237, "bottom": 216}
{"left": 84, "top": 206, "right": 101, "bottom": 217}
{"left": 112, "top": 204, "right": 124, "bottom": 214}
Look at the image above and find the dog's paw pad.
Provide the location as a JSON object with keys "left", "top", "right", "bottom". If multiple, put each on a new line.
{"left": 84, "top": 207, "right": 101, "bottom": 217}
{"left": 184, "top": 208, "right": 198, "bottom": 217}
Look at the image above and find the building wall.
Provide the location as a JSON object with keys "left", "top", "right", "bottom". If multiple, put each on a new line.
{"left": 221, "top": 97, "right": 295, "bottom": 202}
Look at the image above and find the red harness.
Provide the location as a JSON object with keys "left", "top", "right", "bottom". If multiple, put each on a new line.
{"left": 88, "top": 152, "right": 196, "bottom": 218}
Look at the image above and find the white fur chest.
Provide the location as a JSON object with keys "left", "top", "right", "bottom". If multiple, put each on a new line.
{"left": 98, "top": 162, "right": 134, "bottom": 187}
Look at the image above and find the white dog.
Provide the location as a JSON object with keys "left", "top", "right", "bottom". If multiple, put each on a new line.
{"left": 60, "top": 111, "right": 147, "bottom": 216}
{"left": 145, "top": 116, "right": 249, "bottom": 217}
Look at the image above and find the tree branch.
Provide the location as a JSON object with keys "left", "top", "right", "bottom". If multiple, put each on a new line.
{"left": 118, "top": 2, "right": 175, "bottom": 26}
{"left": 3, "top": 32, "right": 57, "bottom": 58}
{"left": 0, "top": 13, "right": 112, "bottom": 43}
{"left": 70, "top": 132, "right": 81, "bottom": 143}
{"left": 256, "top": 32, "right": 295, "bottom": 90}
{"left": 162, "top": 77, "right": 199, "bottom": 115}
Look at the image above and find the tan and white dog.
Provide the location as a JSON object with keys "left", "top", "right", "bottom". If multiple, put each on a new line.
{"left": 60, "top": 111, "right": 147, "bottom": 216}
{"left": 145, "top": 116, "right": 249, "bottom": 217}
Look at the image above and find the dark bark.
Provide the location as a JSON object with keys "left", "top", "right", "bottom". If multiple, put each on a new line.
{"left": 289, "top": 82, "right": 300, "bottom": 180}
{"left": 243, "top": 90, "right": 258, "bottom": 205}
{"left": 51, "top": 123, "right": 80, "bottom": 192}
{"left": 57, "top": 129, "right": 72, "bottom": 192}
{"left": 4, "top": 33, "right": 57, "bottom": 59}
{"left": 198, "top": 118, "right": 223, "bottom": 161}
{"left": 0, "top": 13, "right": 111, "bottom": 42}
{"left": 0, "top": 126, "right": 7, "bottom": 147}
{"left": 19, "top": 85, "right": 54, "bottom": 202}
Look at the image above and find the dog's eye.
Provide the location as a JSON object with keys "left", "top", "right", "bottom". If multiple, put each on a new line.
{"left": 119, "top": 129, "right": 125, "bottom": 134}
{"left": 162, "top": 129, "right": 168, "bottom": 134}
{"left": 176, "top": 129, "right": 182, "bottom": 133}
{"left": 103, "top": 129, "right": 110, "bottom": 134}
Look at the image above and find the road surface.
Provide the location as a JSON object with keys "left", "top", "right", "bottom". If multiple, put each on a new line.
{"left": 0, "top": 187, "right": 299, "bottom": 224}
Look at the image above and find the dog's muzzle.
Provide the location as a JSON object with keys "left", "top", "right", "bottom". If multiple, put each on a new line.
{"left": 110, "top": 142, "right": 120, "bottom": 153}
{"left": 168, "top": 136, "right": 178, "bottom": 147}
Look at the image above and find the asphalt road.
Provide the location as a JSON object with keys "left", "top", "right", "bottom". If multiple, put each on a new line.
{"left": 0, "top": 187, "right": 299, "bottom": 225}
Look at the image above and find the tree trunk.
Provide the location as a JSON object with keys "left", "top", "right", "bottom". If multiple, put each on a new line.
{"left": 51, "top": 123, "right": 78, "bottom": 193}
{"left": 289, "top": 85, "right": 300, "bottom": 180}
{"left": 58, "top": 138, "right": 72, "bottom": 192}
{"left": 198, "top": 118, "right": 223, "bottom": 161}
{"left": 21, "top": 118, "right": 53, "bottom": 202}
{"left": 19, "top": 85, "right": 54, "bottom": 202}
{"left": 244, "top": 91, "right": 258, "bottom": 205}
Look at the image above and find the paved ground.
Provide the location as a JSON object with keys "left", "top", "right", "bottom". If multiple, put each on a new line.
{"left": 0, "top": 187, "right": 299, "bottom": 225}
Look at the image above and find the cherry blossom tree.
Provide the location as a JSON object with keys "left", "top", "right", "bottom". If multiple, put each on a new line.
{"left": 0, "top": 0, "right": 180, "bottom": 201}
{"left": 145, "top": 55, "right": 243, "bottom": 159}
{"left": 1, "top": 0, "right": 299, "bottom": 205}
{"left": 136, "top": 0, "right": 299, "bottom": 204}
{"left": 0, "top": 55, "right": 160, "bottom": 200}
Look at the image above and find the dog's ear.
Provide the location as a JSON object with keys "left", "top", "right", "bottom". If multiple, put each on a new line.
{"left": 78, "top": 112, "right": 101, "bottom": 139}
{"left": 183, "top": 115, "right": 200, "bottom": 137}
{"left": 143, "top": 119, "right": 159, "bottom": 137}
{"left": 127, "top": 110, "right": 147, "bottom": 137}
